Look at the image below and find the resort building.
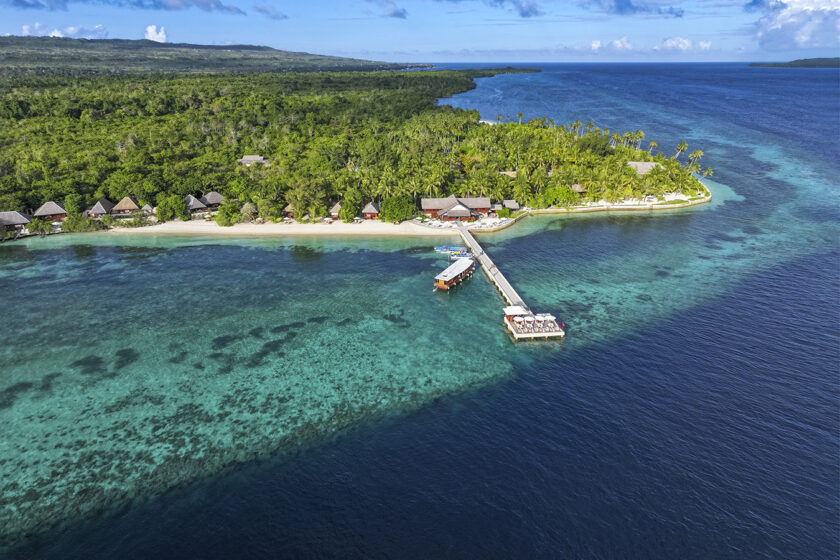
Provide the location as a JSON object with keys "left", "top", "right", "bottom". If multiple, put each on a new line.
{"left": 329, "top": 201, "right": 342, "bottom": 220}
{"left": 33, "top": 201, "right": 67, "bottom": 222}
{"left": 200, "top": 191, "right": 225, "bottom": 210}
{"left": 0, "top": 211, "right": 30, "bottom": 232}
{"left": 185, "top": 195, "right": 207, "bottom": 215}
{"left": 362, "top": 201, "right": 380, "bottom": 219}
{"left": 237, "top": 155, "right": 270, "bottom": 167}
{"left": 490, "top": 199, "right": 520, "bottom": 213}
{"left": 141, "top": 204, "right": 154, "bottom": 215}
{"left": 421, "top": 195, "right": 491, "bottom": 221}
{"left": 112, "top": 196, "right": 140, "bottom": 216}
{"left": 571, "top": 183, "right": 587, "bottom": 194}
{"left": 87, "top": 198, "right": 114, "bottom": 218}
{"left": 627, "top": 161, "right": 664, "bottom": 175}
{"left": 283, "top": 203, "right": 295, "bottom": 218}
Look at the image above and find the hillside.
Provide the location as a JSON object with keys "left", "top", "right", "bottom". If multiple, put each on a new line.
{"left": 0, "top": 36, "right": 424, "bottom": 75}
{"left": 750, "top": 57, "right": 840, "bottom": 68}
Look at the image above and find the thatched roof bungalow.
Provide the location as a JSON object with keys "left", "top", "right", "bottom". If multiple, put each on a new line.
{"left": 112, "top": 196, "right": 140, "bottom": 216}
{"left": 362, "top": 201, "right": 380, "bottom": 219}
{"left": 329, "top": 201, "right": 342, "bottom": 219}
{"left": 185, "top": 195, "right": 207, "bottom": 214}
{"left": 627, "top": 161, "right": 663, "bottom": 175}
{"left": 200, "top": 191, "right": 225, "bottom": 209}
{"left": 88, "top": 198, "right": 114, "bottom": 218}
{"left": 237, "top": 155, "right": 270, "bottom": 167}
{"left": 33, "top": 201, "right": 66, "bottom": 221}
{"left": 499, "top": 171, "right": 517, "bottom": 178}
{"left": 571, "top": 183, "right": 587, "bottom": 193}
{"left": 141, "top": 204, "right": 154, "bottom": 215}
{"left": 283, "top": 203, "right": 295, "bottom": 217}
{"left": 0, "top": 211, "right": 30, "bottom": 231}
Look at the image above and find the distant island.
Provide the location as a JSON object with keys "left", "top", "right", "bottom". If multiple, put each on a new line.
{"left": 750, "top": 57, "right": 840, "bottom": 68}
{"left": 0, "top": 36, "right": 430, "bottom": 75}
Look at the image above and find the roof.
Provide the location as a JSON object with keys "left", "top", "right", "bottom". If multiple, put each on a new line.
{"left": 503, "top": 305, "right": 528, "bottom": 316}
{"left": 201, "top": 191, "right": 225, "bottom": 205}
{"left": 503, "top": 199, "right": 520, "bottom": 210}
{"left": 283, "top": 203, "right": 294, "bottom": 213}
{"left": 362, "top": 201, "right": 380, "bottom": 214}
{"left": 33, "top": 201, "right": 65, "bottom": 217}
{"left": 185, "top": 194, "right": 207, "bottom": 210}
{"left": 420, "top": 195, "right": 491, "bottom": 211}
{"left": 435, "top": 258, "right": 473, "bottom": 282}
{"left": 499, "top": 171, "right": 517, "bottom": 178}
{"left": 627, "top": 161, "right": 663, "bottom": 175}
{"left": 112, "top": 196, "right": 140, "bottom": 212}
{"left": 329, "top": 201, "right": 342, "bottom": 214}
{"left": 571, "top": 183, "right": 587, "bottom": 193}
{"left": 440, "top": 203, "right": 473, "bottom": 218}
{"left": 141, "top": 204, "right": 154, "bottom": 213}
{"left": 89, "top": 198, "right": 114, "bottom": 215}
{"left": 0, "top": 211, "right": 30, "bottom": 226}
{"left": 238, "top": 155, "right": 265, "bottom": 162}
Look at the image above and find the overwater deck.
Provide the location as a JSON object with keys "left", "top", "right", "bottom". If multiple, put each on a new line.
{"left": 456, "top": 225, "right": 564, "bottom": 340}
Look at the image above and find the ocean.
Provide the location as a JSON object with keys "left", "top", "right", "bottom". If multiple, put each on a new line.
{"left": 2, "top": 63, "right": 838, "bottom": 558}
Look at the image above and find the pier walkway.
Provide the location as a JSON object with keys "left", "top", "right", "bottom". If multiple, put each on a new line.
{"left": 457, "top": 225, "right": 526, "bottom": 308}
{"left": 456, "top": 224, "right": 564, "bottom": 339}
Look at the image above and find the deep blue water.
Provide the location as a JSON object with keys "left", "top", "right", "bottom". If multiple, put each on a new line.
{"left": 8, "top": 63, "right": 840, "bottom": 558}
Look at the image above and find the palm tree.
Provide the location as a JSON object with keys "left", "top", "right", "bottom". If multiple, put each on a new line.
{"left": 674, "top": 141, "right": 688, "bottom": 161}
{"left": 647, "top": 140, "right": 658, "bottom": 155}
{"left": 497, "top": 113, "right": 503, "bottom": 123}
{"left": 517, "top": 112, "right": 523, "bottom": 125}
{"left": 702, "top": 167, "right": 713, "bottom": 177}
{"left": 688, "top": 150, "right": 704, "bottom": 167}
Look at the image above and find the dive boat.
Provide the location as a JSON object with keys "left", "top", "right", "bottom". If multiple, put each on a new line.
{"left": 434, "top": 257, "right": 475, "bottom": 290}
{"left": 434, "top": 246, "right": 467, "bottom": 255}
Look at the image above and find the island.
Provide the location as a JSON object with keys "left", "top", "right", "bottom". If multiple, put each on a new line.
{"left": 0, "top": 38, "right": 710, "bottom": 244}
{"left": 750, "top": 57, "right": 840, "bottom": 68}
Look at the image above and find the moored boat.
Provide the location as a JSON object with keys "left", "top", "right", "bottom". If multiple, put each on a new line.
{"left": 434, "top": 257, "right": 475, "bottom": 290}
{"left": 434, "top": 245, "right": 467, "bottom": 255}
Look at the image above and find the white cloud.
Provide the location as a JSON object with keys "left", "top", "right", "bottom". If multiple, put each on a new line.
{"left": 662, "top": 36, "right": 692, "bottom": 50}
{"left": 755, "top": 0, "right": 840, "bottom": 48}
{"left": 21, "top": 22, "right": 107, "bottom": 39}
{"left": 144, "top": 24, "right": 167, "bottom": 42}
{"left": 698, "top": 40, "right": 712, "bottom": 50}
{"left": 610, "top": 36, "right": 632, "bottom": 50}
{"left": 591, "top": 39, "right": 602, "bottom": 51}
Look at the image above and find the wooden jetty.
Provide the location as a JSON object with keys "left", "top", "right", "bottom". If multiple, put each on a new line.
{"left": 456, "top": 225, "right": 565, "bottom": 340}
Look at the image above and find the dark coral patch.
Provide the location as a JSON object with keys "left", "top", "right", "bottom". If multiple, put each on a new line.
{"left": 270, "top": 321, "right": 305, "bottom": 334}
{"left": 115, "top": 348, "right": 140, "bottom": 370}
{"left": 654, "top": 270, "right": 670, "bottom": 278}
{"left": 0, "top": 382, "right": 34, "bottom": 410}
{"left": 70, "top": 355, "right": 107, "bottom": 375}
{"left": 336, "top": 318, "right": 353, "bottom": 327}
{"left": 307, "top": 316, "right": 328, "bottom": 324}
{"left": 211, "top": 335, "right": 240, "bottom": 349}
{"left": 248, "top": 327, "right": 265, "bottom": 339}
{"left": 636, "top": 294, "right": 653, "bottom": 302}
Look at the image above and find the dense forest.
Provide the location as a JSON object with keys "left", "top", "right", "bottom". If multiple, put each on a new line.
{"left": 0, "top": 37, "right": 420, "bottom": 76}
{"left": 0, "top": 67, "right": 709, "bottom": 222}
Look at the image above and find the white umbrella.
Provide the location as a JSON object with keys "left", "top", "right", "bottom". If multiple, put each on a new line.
{"left": 525, "top": 316, "right": 535, "bottom": 323}
{"left": 514, "top": 316, "right": 524, "bottom": 323}
{"left": 543, "top": 314, "right": 556, "bottom": 322}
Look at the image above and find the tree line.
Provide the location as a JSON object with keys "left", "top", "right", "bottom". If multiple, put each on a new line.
{"left": 0, "top": 68, "right": 708, "bottom": 224}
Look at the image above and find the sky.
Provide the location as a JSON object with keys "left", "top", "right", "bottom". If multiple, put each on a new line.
{"left": 1, "top": 0, "right": 839, "bottom": 62}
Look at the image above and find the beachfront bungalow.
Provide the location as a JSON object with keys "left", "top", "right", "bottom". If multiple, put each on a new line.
{"left": 33, "top": 201, "right": 67, "bottom": 222}
{"left": 499, "top": 171, "right": 517, "bottom": 178}
{"left": 0, "top": 211, "right": 30, "bottom": 232}
{"left": 421, "top": 195, "right": 491, "bottom": 221}
{"left": 571, "top": 183, "right": 587, "bottom": 194}
{"left": 283, "top": 203, "right": 295, "bottom": 218}
{"left": 362, "top": 201, "right": 380, "bottom": 220}
{"left": 141, "top": 204, "right": 154, "bottom": 215}
{"left": 627, "top": 161, "right": 664, "bottom": 175}
{"left": 329, "top": 201, "right": 342, "bottom": 220}
{"left": 490, "top": 199, "right": 520, "bottom": 215}
{"left": 87, "top": 198, "right": 115, "bottom": 218}
{"left": 185, "top": 195, "right": 207, "bottom": 215}
{"left": 112, "top": 196, "right": 140, "bottom": 216}
{"left": 237, "top": 155, "right": 270, "bottom": 167}
{"left": 200, "top": 191, "right": 225, "bottom": 210}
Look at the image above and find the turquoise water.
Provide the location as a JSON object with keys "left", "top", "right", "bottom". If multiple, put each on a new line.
{"left": 1, "top": 232, "right": 534, "bottom": 540}
{"left": 2, "top": 64, "right": 839, "bottom": 557}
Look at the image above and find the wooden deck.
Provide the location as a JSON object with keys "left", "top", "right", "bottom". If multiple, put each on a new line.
{"left": 456, "top": 225, "right": 564, "bottom": 340}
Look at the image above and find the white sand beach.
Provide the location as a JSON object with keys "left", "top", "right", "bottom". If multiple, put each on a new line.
{"left": 106, "top": 218, "right": 457, "bottom": 237}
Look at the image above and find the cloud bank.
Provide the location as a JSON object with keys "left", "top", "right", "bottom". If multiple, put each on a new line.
{"left": 752, "top": 0, "right": 840, "bottom": 48}
{"left": 20, "top": 21, "right": 107, "bottom": 38}
{"left": 144, "top": 24, "right": 166, "bottom": 42}
{"left": 5, "top": 0, "right": 244, "bottom": 14}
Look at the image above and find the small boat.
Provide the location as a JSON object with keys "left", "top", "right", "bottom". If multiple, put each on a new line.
{"left": 450, "top": 252, "right": 474, "bottom": 259}
{"left": 434, "top": 257, "right": 475, "bottom": 290}
{"left": 434, "top": 245, "right": 467, "bottom": 255}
